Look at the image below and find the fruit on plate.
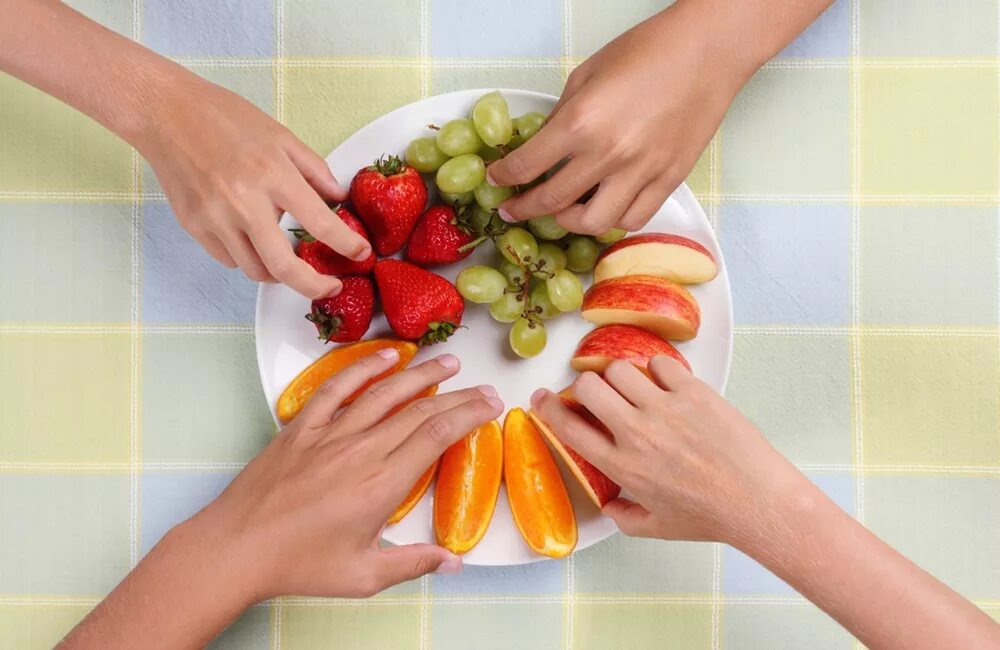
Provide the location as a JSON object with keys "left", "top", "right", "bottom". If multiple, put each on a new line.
{"left": 305, "top": 276, "right": 375, "bottom": 344}
{"left": 436, "top": 153, "right": 486, "bottom": 195}
{"left": 595, "top": 228, "right": 627, "bottom": 244}
{"left": 405, "top": 136, "right": 449, "bottom": 173}
{"left": 276, "top": 339, "right": 417, "bottom": 423}
{"left": 291, "top": 206, "right": 375, "bottom": 276}
{"left": 503, "top": 408, "right": 577, "bottom": 558}
{"left": 405, "top": 204, "right": 476, "bottom": 267}
{"left": 593, "top": 233, "right": 718, "bottom": 284}
{"left": 572, "top": 324, "right": 691, "bottom": 374}
{"left": 456, "top": 265, "right": 507, "bottom": 304}
{"left": 436, "top": 118, "right": 485, "bottom": 157}
{"left": 434, "top": 420, "right": 503, "bottom": 554}
{"left": 529, "top": 390, "right": 622, "bottom": 508}
{"left": 581, "top": 275, "right": 701, "bottom": 341}
{"left": 375, "top": 259, "right": 465, "bottom": 345}
{"left": 350, "top": 155, "right": 428, "bottom": 256}
{"left": 388, "top": 457, "right": 440, "bottom": 524}
{"left": 471, "top": 91, "right": 514, "bottom": 147}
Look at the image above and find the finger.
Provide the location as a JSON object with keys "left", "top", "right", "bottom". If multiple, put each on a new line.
{"left": 372, "top": 385, "right": 498, "bottom": 453}
{"left": 647, "top": 355, "right": 695, "bottom": 392}
{"left": 336, "top": 354, "right": 462, "bottom": 433}
{"left": 617, "top": 178, "right": 674, "bottom": 232}
{"left": 497, "top": 155, "right": 605, "bottom": 223}
{"left": 529, "top": 388, "right": 618, "bottom": 474}
{"left": 602, "top": 360, "right": 665, "bottom": 409}
{"left": 549, "top": 69, "right": 587, "bottom": 120}
{"left": 223, "top": 230, "right": 276, "bottom": 283}
{"left": 246, "top": 213, "right": 342, "bottom": 299}
{"left": 276, "top": 173, "right": 371, "bottom": 262}
{"left": 557, "top": 174, "right": 647, "bottom": 235}
{"left": 189, "top": 229, "right": 237, "bottom": 268}
{"left": 369, "top": 544, "right": 462, "bottom": 593}
{"left": 283, "top": 137, "right": 348, "bottom": 203}
{"left": 389, "top": 396, "right": 504, "bottom": 472}
{"left": 485, "top": 119, "right": 571, "bottom": 189}
{"left": 571, "top": 371, "right": 636, "bottom": 431}
{"left": 603, "top": 498, "right": 659, "bottom": 538}
{"left": 296, "top": 347, "right": 404, "bottom": 431}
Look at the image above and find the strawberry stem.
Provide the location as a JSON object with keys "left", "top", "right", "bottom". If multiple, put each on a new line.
{"left": 305, "top": 308, "right": 342, "bottom": 343}
{"left": 289, "top": 228, "right": 316, "bottom": 243}
{"left": 369, "top": 154, "right": 406, "bottom": 176}
{"left": 419, "top": 321, "right": 460, "bottom": 346}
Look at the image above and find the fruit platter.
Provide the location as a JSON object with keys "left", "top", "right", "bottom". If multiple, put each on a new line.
{"left": 256, "top": 88, "right": 733, "bottom": 565}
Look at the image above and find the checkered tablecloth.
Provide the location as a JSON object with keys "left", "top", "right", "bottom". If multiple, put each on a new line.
{"left": 2, "top": 0, "right": 999, "bottom": 648}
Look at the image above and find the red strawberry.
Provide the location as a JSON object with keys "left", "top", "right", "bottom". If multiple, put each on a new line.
{"left": 350, "top": 155, "right": 428, "bottom": 256}
{"left": 305, "top": 276, "right": 375, "bottom": 343}
{"left": 292, "top": 206, "right": 375, "bottom": 276}
{"left": 374, "top": 259, "right": 464, "bottom": 345}
{"left": 405, "top": 204, "right": 478, "bottom": 267}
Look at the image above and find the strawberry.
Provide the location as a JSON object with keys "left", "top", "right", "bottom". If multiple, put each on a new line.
{"left": 291, "top": 206, "right": 375, "bottom": 276}
{"left": 374, "top": 259, "right": 464, "bottom": 345}
{"left": 305, "top": 276, "right": 375, "bottom": 343}
{"left": 405, "top": 204, "right": 478, "bottom": 267}
{"left": 350, "top": 155, "right": 428, "bottom": 256}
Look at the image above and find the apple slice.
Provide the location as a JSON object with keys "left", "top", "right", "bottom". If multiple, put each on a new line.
{"left": 581, "top": 275, "right": 701, "bottom": 341}
{"left": 528, "top": 391, "right": 621, "bottom": 508}
{"left": 572, "top": 324, "right": 691, "bottom": 374}
{"left": 594, "top": 233, "right": 718, "bottom": 284}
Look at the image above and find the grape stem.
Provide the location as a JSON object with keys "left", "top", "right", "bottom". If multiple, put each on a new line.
{"left": 427, "top": 123, "right": 441, "bottom": 131}
{"left": 503, "top": 245, "right": 544, "bottom": 325}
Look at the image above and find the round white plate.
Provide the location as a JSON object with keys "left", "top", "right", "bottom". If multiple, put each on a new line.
{"left": 256, "top": 89, "right": 733, "bottom": 566}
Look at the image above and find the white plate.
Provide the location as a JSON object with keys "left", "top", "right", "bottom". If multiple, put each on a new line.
{"left": 255, "top": 89, "right": 733, "bottom": 566}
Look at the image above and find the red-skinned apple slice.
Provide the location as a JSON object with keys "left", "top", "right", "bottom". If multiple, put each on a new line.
{"left": 572, "top": 324, "right": 691, "bottom": 374}
{"left": 581, "top": 275, "right": 701, "bottom": 341}
{"left": 594, "top": 233, "right": 718, "bottom": 284}
{"left": 528, "top": 390, "right": 621, "bottom": 508}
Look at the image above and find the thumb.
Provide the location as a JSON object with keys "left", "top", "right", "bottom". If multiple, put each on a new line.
{"left": 373, "top": 544, "right": 463, "bottom": 590}
{"left": 603, "top": 498, "right": 657, "bottom": 538}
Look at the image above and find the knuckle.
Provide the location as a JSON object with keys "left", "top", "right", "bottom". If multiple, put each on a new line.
{"left": 243, "top": 263, "right": 270, "bottom": 282}
{"left": 424, "top": 416, "right": 453, "bottom": 445}
{"left": 354, "top": 572, "right": 383, "bottom": 598}
{"left": 362, "top": 381, "right": 394, "bottom": 403}
{"left": 408, "top": 397, "right": 439, "bottom": 419}
{"left": 537, "top": 185, "right": 567, "bottom": 212}
{"left": 412, "top": 554, "right": 438, "bottom": 578}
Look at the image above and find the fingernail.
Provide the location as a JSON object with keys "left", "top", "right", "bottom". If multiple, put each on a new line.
{"left": 353, "top": 243, "right": 372, "bottom": 261}
{"left": 437, "top": 354, "right": 460, "bottom": 370}
{"left": 325, "top": 282, "right": 343, "bottom": 298}
{"left": 485, "top": 167, "right": 498, "bottom": 187}
{"left": 486, "top": 396, "right": 504, "bottom": 411}
{"left": 477, "top": 384, "right": 497, "bottom": 398}
{"left": 377, "top": 348, "right": 399, "bottom": 360}
{"left": 498, "top": 207, "right": 515, "bottom": 223}
{"left": 435, "top": 553, "right": 463, "bottom": 575}
{"left": 530, "top": 388, "right": 548, "bottom": 407}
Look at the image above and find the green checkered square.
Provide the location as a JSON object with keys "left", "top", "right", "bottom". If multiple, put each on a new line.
{"left": 281, "top": 604, "right": 420, "bottom": 649}
{"left": 574, "top": 604, "right": 713, "bottom": 650}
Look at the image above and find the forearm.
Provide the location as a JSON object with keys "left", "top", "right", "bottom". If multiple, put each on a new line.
{"left": 0, "top": 0, "right": 198, "bottom": 149}
{"left": 740, "top": 478, "right": 1000, "bottom": 649}
{"left": 59, "top": 515, "right": 258, "bottom": 650}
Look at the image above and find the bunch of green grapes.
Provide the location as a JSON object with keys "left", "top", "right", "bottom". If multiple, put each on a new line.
{"left": 406, "top": 91, "right": 628, "bottom": 359}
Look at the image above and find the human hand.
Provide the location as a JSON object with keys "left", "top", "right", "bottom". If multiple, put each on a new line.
{"left": 182, "top": 350, "right": 503, "bottom": 601}
{"left": 486, "top": 3, "right": 748, "bottom": 235}
{"left": 529, "top": 357, "right": 806, "bottom": 546}
{"left": 137, "top": 76, "right": 371, "bottom": 298}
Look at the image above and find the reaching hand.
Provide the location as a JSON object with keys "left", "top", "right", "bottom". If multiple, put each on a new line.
{"left": 138, "top": 77, "right": 371, "bottom": 298}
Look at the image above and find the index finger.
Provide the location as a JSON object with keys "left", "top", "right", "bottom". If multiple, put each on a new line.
{"left": 528, "top": 388, "right": 618, "bottom": 477}
{"left": 278, "top": 174, "right": 371, "bottom": 262}
{"left": 485, "top": 117, "right": 571, "bottom": 188}
{"left": 246, "top": 215, "right": 341, "bottom": 299}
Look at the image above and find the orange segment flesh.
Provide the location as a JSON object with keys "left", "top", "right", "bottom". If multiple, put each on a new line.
{"left": 503, "top": 408, "right": 577, "bottom": 558}
{"left": 276, "top": 339, "right": 417, "bottom": 422}
{"left": 434, "top": 420, "right": 503, "bottom": 554}
{"left": 388, "top": 458, "right": 439, "bottom": 524}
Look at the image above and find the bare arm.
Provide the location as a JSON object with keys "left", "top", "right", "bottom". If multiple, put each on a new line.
{"left": 0, "top": 0, "right": 370, "bottom": 298}
{"left": 531, "top": 359, "right": 1000, "bottom": 649}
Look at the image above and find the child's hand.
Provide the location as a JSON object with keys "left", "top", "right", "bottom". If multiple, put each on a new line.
{"left": 529, "top": 357, "right": 803, "bottom": 545}
{"left": 486, "top": 3, "right": 748, "bottom": 235}
{"left": 138, "top": 78, "right": 371, "bottom": 299}
{"left": 185, "top": 350, "right": 503, "bottom": 600}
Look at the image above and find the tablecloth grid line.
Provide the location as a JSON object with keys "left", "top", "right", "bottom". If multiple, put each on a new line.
{"left": 849, "top": 0, "right": 865, "bottom": 531}
{"left": 708, "top": 117, "right": 723, "bottom": 650}
{"left": 419, "top": 0, "right": 430, "bottom": 100}
{"left": 994, "top": 0, "right": 1000, "bottom": 479}
{"left": 271, "top": 596, "right": 282, "bottom": 650}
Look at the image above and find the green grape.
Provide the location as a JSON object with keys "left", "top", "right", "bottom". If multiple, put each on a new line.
{"left": 546, "top": 269, "right": 584, "bottom": 312}
{"left": 479, "top": 145, "right": 503, "bottom": 163}
{"left": 456, "top": 265, "right": 507, "bottom": 304}
{"left": 436, "top": 118, "right": 484, "bottom": 157}
{"left": 533, "top": 242, "right": 567, "bottom": 279}
{"left": 440, "top": 190, "right": 475, "bottom": 207}
{"left": 565, "top": 236, "right": 600, "bottom": 273}
{"left": 436, "top": 154, "right": 486, "bottom": 194}
{"left": 509, "top": 111, "right": 547, "bottom": 149}
{"left": 474, "top": 180, "right": 514, "bottom": 211}
{"left": 529, "top": 282, "right": 560, "bottom": 319}
{"left": 471, "top": 91, "right": 514, "bottom": 147}
{"left": 596, "top": 228, "right": 627, "bottom": 244}
{"left": 527, "top": 214, "right": 567, "bottom": 240}
{"left": 496, "top": 227, "right": 538, "bottom": 265}
{"left": 465, "top": 204, "right": 494, "bottom": 234}
{"left": 499, "top": 258, "right": 527, "bottom": 288}
{"left": 510, "top": 317, "right": 547, "bottom": 358}
{"left": 405, "top": 137, "right": 449, "bottom": 173}
{"left": 489, "top": 292, "right": 525, "bottom": 323}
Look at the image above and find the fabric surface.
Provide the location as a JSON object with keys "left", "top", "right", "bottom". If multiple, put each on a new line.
{"left": 2, "top": 0, "right": 1000, "bottom": 648}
